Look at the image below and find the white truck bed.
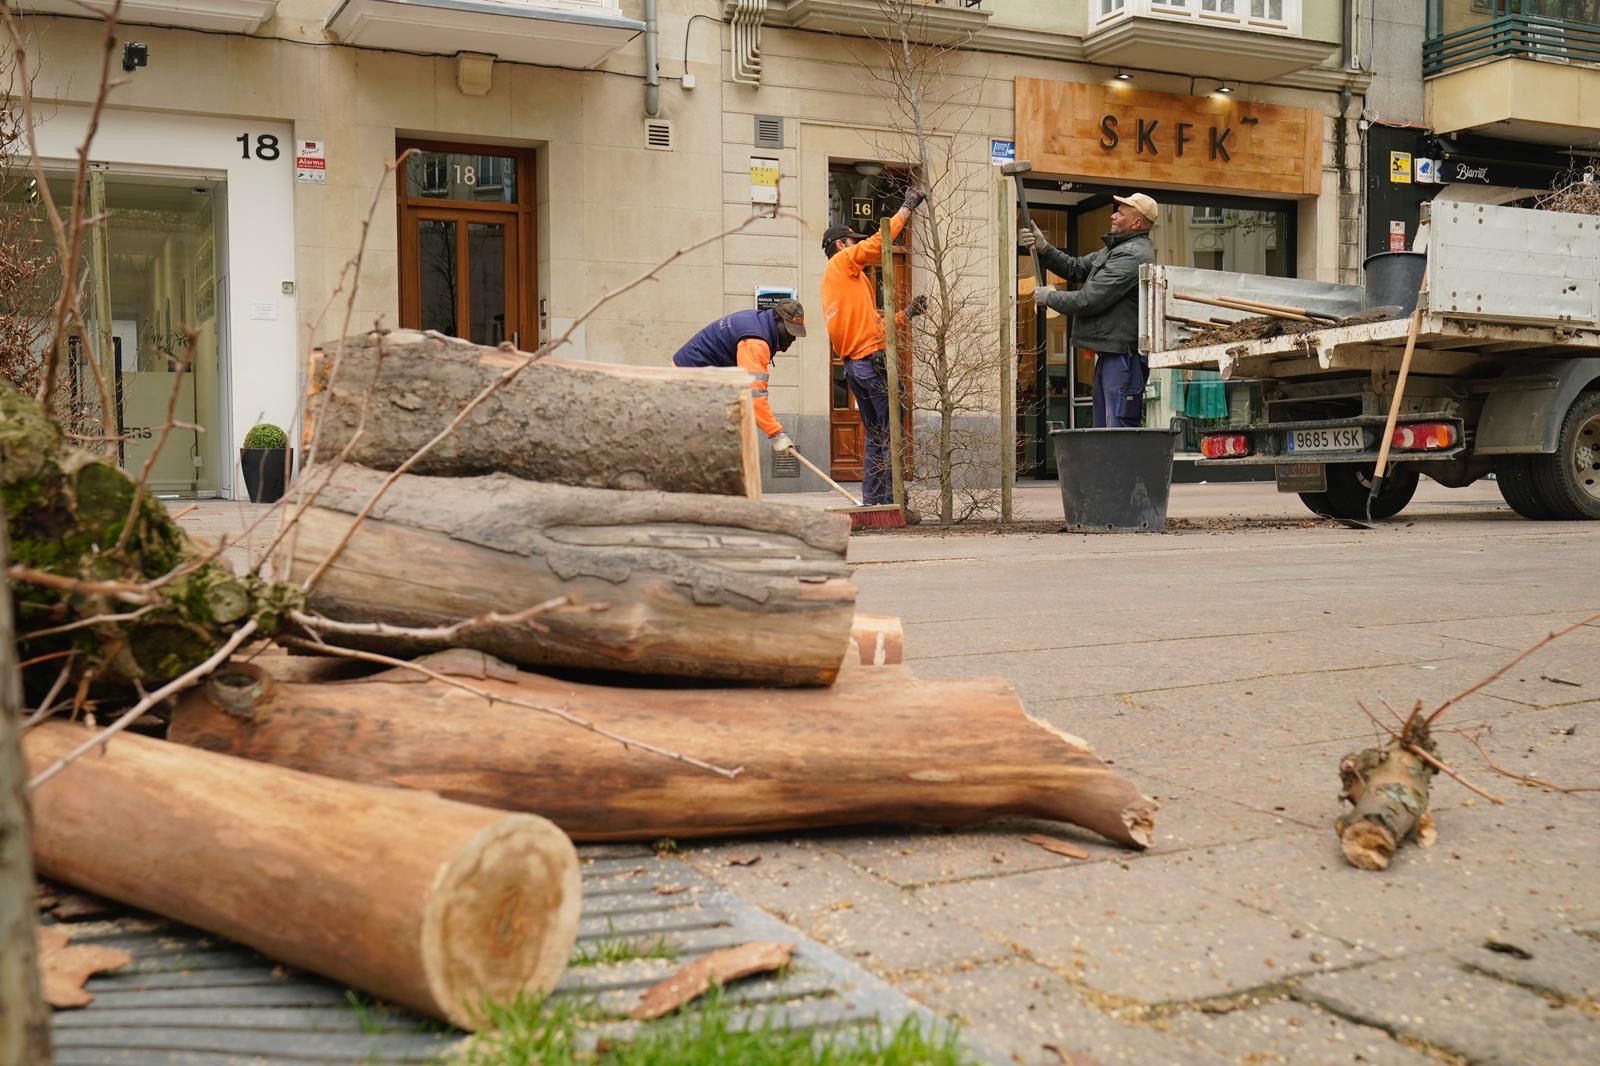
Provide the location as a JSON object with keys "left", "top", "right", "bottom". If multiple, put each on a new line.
{"left": 1141, "top": 202, "right": 1600, "bottom": 379}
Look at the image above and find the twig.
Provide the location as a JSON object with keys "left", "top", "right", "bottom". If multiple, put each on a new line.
{"left": 1404, "top": 743, "right": 1505, "bottom": 805}
{"left": 1354, "top": 699, "right": 1400, "bottom": 738}
{"left": 287, "top": 596, "right": 586, "bottom": 642}
{"left": 277, "top": 636, "right": 742, "bottom": 779}
{"left": 1425, "top": 610, "right": 1600, "bottom": 727}
{"left": 299, "top": 209, "right": 791, "bottom": 592}
{"left": 21, "top": 661, "right": 76, "bottom": 731}
{"left": 28, "top": 620, "right": 260, "bottom": 790}
{"left": 19, "top": 604, "right": 159, "bottom": 642}
{"left": 6, "top": 565, "right": 152, "bottom": 605}
{"left": 1459, "top": 727, "right": 1599, "bottom": 795}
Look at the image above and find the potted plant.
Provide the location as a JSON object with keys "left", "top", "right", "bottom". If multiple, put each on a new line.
{"left": 239, "top": 422, "right": 293, "bottom": 504}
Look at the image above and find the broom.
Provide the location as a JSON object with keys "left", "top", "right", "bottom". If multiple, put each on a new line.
{"left": 787, "top": 447, "right": 906, "bottom": 531}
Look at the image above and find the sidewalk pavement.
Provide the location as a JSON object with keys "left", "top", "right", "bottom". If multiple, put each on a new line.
{"left": 169, "top": 481, "right": 1600, "bottom": 1065}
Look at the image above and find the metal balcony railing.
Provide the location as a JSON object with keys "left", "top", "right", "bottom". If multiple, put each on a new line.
{"left": 1425, "top": 4, "right": 1600, "bottom": 76}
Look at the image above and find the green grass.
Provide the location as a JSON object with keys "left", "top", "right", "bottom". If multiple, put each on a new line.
{"left": 570, "top": 933, "right": 682, "bottom": 968}
{"left": 452, "top": 990, "right": 975, "bottom": 1066}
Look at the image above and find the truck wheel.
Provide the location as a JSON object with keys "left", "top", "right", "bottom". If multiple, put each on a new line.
{"left": 1528, "top": 390, "right": 1600, "bottom": 520}
{"left": 1494, "top": 456, "right": 1559, "bottom": 520}
{"left": 1299, "top": 463, "right": 1419, "bottom": 521}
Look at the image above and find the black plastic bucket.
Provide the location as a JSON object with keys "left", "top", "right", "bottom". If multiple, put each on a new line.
{"left": 1362, "top": 251, "right": 1427, "bottom": 314}
{"left": 1050, "top": 426, "right": 1178, "bottom": 532}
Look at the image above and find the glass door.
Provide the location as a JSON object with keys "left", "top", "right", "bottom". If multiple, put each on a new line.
{"left": 399, "top": 142, "right": 534, "bottom": 348}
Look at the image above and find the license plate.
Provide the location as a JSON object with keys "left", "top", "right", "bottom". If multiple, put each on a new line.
{"left": 1287, "top": 427, "right": 1363, "bottom": 453}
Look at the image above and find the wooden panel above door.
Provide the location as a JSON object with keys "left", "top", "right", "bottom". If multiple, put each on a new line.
{"left": 1015, "top": 78, "right": 1323, "bottom": 198}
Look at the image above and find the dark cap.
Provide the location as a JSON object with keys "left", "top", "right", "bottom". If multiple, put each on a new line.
{"left": 771, "top": 298, "right": 807, "bottom": 337}
{"left": 822, "top": 223, "right": 869, "bottom": 256}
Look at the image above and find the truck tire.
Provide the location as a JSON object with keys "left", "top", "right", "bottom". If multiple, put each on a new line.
{"left": 1299, "top": 463, "right": 1419, "bottom": 521}
{"left": 1527, "top": 389, "right": 1600, "bottom": 520}
{"left": 1494, "top": 456, "right": 1560, "bottom": 520}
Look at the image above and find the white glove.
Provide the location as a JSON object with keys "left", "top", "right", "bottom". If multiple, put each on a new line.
{"left": 1031, "top": 285, "right": 1052, "bottom": 308}
{"left": 770, "top": 432, "right": 795, "bottom": 454}
{"left": 1020, "top": 222, "right": 1051, "bottom": 253}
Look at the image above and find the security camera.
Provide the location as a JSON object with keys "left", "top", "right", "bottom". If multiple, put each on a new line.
{"left": 122, "top": 43, "right": 148, "bottom": 73}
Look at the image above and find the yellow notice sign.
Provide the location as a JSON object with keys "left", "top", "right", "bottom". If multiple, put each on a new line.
{"left": 1389, "top": 151, "right": 1412, "bottom": 184}
{"left": 750, "top": 156, "right": 780, "bottom": 205}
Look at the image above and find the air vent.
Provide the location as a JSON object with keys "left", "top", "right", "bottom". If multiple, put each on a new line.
{"left": 772, "top": 451, "right": 800, "bottom": 478}
{"left": 645, "top": 120, "right": 674, "bottom": 151}
{"left": 754, "top": 115, "right": 784, "bottom": 150}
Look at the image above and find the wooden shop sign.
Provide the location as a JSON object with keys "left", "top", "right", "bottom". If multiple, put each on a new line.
{"left": 1015, "top": 78, "right": 1323, "bottom": 197}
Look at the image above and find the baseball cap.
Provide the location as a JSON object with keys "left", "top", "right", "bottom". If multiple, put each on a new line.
{"left": 772, "top": 298, "right": 807, "bottom": 337}
{"left": 822, "top": 223, "right": 869, "bottom": 256}
{"left": 1113, "top": 192, "right": 1160, "bottom": 223}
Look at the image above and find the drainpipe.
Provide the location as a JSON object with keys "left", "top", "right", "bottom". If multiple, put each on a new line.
{"left": 644, "top": 0, "right": 660, "bottom": 116}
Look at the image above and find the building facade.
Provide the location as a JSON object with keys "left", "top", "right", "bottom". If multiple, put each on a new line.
{"left": 5, "top": 0, "right": 1375, "bottom": 497}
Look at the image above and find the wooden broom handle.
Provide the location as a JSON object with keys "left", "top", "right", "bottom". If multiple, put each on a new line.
{"left": 1372, "top": 271, "right": 1430, "bottom": 481}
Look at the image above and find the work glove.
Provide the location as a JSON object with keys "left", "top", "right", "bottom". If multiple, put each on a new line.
{"left": 1032, "top": 284, "right": 1052, "bottom": 308}
{"left": 769, "top": 432, "right": 795, "bottom": 454}
{"left": 1020, "top": 222, "right": 1053, "bottom": 253}
{"left": 907, "top": 295, "right": 929, "bottom": 318}
{"left": 900, "top": 187, "right": 925, "bottom": 213}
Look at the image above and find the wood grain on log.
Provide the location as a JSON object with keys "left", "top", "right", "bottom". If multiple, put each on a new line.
{"left": 169, "top": 656, "right": 1158, "bottom": 848}
{"left": 306, "top": 331, "right": 761, "bottom": 497}
{"left": 277, "top": 465, "right": 856, "bottom": 686}
{"left": 24, "top": 722, "right": 581, "bottom": 1029}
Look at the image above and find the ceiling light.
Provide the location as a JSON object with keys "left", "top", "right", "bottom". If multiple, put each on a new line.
{"left": 853, "top": 161, "right": 884, "bottom": 177}
{"left": 1215, "top": 82, "right": 1234, "bottom": 94}
{"left": 1114, "top": 69, "right": 1134, "bottom": 81}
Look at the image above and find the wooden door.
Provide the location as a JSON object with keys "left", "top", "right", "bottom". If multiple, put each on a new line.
{"left": 398, "top": 141, "right": 534, "bottom": 348}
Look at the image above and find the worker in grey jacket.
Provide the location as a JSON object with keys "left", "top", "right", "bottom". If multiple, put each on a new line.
{"left": 1024, "top": 192, "right": 1159, "bottom": 427}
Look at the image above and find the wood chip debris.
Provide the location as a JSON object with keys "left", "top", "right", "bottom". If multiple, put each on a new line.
{"left": 1022, "top": 834, "right": 1090, "bottom": 860}
{"left": 654, "top": 884, "right": 689, "bottom": 896}
{"left": 723, "top": 853, "right": 761, "bottom": 867}
{"left": 630, "top": 941, "right": 793, "bottom": 1020}
{"left": 37, "top": 925, "right": 133, "bottom": 1008}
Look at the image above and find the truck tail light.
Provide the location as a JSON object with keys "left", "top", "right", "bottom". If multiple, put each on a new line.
{"left": 1392, "top": 422, "right": 1457, "bottom": 451}
{"left": 1200, "top": 433, "right": 1250, "bottom": 458}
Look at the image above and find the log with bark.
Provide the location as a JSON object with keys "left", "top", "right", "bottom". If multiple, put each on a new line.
{"left": 1337, "top": 718, "right": 1439, "bottom": 871}
{"left": 305, "top": 330, "right": 761, "bottom": 497}
{"left": 23, "top": 721, "right": 581, "bottom": 1029}
{"left": 168, "top": 652, "right": 1158, "bottom": 848}
{"left": 1, "top": 380, "right": 301, "bottom": 694}
{"left": 277, "top": 464, "right": 856, "bottom": 686}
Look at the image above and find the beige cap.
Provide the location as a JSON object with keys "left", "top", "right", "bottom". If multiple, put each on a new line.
{"left": 1113, "top": 192, "right": 1160, "bottom": 223}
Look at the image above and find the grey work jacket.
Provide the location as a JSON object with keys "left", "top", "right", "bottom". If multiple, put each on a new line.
{"left": 1037, "top": 230, "right": 1155, "bottom": 355}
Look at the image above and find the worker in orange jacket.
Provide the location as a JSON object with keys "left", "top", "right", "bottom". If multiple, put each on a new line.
{"left": 671, "top": 298, "right": 807, "bottom": 454}
{"left": 821, "top": 186, "right": 923, "bottom": 505}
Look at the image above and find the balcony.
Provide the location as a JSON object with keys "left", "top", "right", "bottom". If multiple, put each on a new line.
{"left": 326, "top": 0, "right": 644, "bottom": 71}
{"left": 1085, "top": 0, "right": 1335, "bottom": 81}
{"left": 1425, "top": 2, "right": 1600, "bottom": 141}
{"left": 18, "top": 0, "right": 279, "bottom": 33}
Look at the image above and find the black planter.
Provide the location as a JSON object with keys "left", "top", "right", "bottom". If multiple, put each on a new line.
{"left": 240, "top": 448, "right": 293, "bottom": 503}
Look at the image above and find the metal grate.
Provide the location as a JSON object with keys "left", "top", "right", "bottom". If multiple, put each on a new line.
{"left": 645, "top": 120, "right": 674, "bottom": 151}
{"left": 772, "top": 451, "right": 800, "bottom": 478}
{"left": 753, "top": 115, "right": 783, "bottom": 150}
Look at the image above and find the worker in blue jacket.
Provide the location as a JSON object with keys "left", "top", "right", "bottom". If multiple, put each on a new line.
{"left": 672, "top": 299, "right": 807, "bottom": 454}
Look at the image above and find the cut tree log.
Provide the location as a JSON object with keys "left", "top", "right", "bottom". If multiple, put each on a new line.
{"left": 1336, "top": 728, "right": 1438, "bottom": 871}
{"left": 168, "top": 653, "right": 1158, "bottom": 848}
{"left": 277, "top": 464, "right": 856, "bottom": 686}
{"left": 846, "top": 614, "right": 903, "bottom": 667}
{"left": 23, "top": 722, "right": 581, "bottom": 1029}
{"left": 305, "top": 330, "right": 761, "bottom": 497}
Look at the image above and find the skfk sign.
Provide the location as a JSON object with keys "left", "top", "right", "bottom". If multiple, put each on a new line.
{"left": 1098, "top": 115, "right": 1235, "bottom": 161}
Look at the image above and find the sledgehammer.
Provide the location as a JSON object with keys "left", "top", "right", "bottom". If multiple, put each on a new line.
{"left": 1001, "top": 160, "right": 1046, "bottom": 290}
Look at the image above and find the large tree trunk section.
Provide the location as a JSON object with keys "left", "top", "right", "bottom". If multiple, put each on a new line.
{"left": 0, "top": 505, "right": 52, "bottom": 1064}
{"left": 1, "top": 381, "right": 301, "bottom": 694}
{"left": 276, "top": 465, "right": 856, "bottom": 686}
{"left": 23, "top": 722, "right": 581, "bottom": 1029}
{"left": 168, "top": 655, "right": 1158, "bottom": 849}
{"left": 306, "top": 331, "right": 761, "bottom": 497}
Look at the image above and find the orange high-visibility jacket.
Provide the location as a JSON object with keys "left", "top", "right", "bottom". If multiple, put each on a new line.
{"left": 734, "top": 338, "right": 782, "bottom": 436}
{"left": 822, "top": 214, "right": 906, "bottom": 361}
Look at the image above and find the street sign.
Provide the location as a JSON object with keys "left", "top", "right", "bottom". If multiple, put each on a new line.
{"left": 991, "top": 139, "right": 1015, "bottom": 167}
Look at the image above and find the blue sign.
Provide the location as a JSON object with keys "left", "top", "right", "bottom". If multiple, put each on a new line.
{"left": 991, "top": 139, "right": 1015, "bottom": 167}
{"left": 755, "top": 286, "right": 795, "bottom": 311}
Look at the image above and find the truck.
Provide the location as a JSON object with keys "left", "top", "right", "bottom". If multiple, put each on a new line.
{"left": 1139, "top": 201, "right": 1600, "bottom": 521}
